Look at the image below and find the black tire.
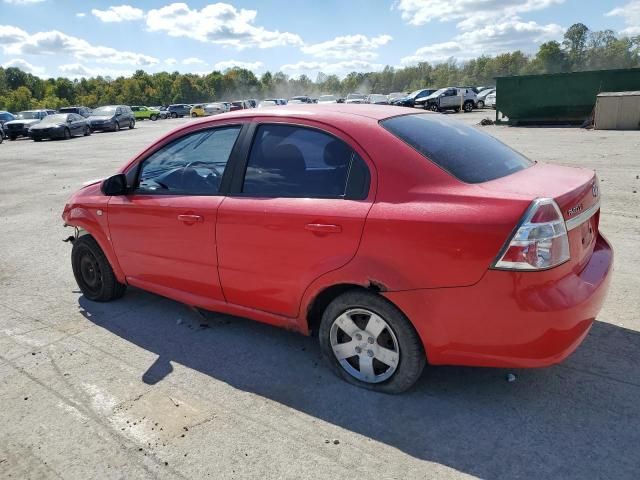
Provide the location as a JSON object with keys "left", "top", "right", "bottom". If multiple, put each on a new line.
{"left": 0, "top": 134, "right": 3, "bottom": 144}
{"left": 429, "top": 104, "right": 439, "bottom": 112}
{"left": 84, "top": 126, "right": 91, "bottom": 136}
{"left": 477, "top": 100, "right": 485, "bottom": 109}
{"left": 71, "top": 235, "right": 126, "bottom": 302}
{"left": 463, "top": 101, "right": 473, "bottom": 113}
{"left": 319, "top": 290, "right": 426, "bottom": 393}
{"left": 129, "top": 120, "right": 135, "bottom": 129}
{"left": 63, "top": 128, "right": 71, "bottom": 140}
{"left": 150, "top": 114, "right": 158, "bottom": 121}
{"left": 114, "top": 122, "right": 120, "bottom": 132}
{"left": 453, "top": 107, "right": 460, "bottom": 113}
{"left": 34, "top": 138, "right": 42, "bottom": 142}
{"left": 171, "top": 112, "right": 178, "bottom": 118}
{"left": 9, "top": 136, "right": 16, "bottom": 141}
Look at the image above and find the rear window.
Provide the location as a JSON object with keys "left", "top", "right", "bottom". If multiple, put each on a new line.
{"left": 381, "top": 113, "right": 532, "bottom": 183}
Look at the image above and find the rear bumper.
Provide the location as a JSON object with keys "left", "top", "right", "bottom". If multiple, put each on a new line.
{"left": 383, "top": 234, "right": 613, "bottom": 368}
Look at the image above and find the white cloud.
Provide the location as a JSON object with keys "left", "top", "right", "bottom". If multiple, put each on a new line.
{"left": 165, "top": 57, "right": 177, "bottom": 65}
{"left": 607, "top": 1, "right": 640, "bottom": 36}
{"left": 301, "top": 34, "right": 392, "bottom": 61}
{"left": 280, "top": 60, "right": 384, "bottom": 78}
{"left": 76, "top": 12, "right": 86, "bottom": 18}
{"left": 394, "top": 0, "right": 564, "bottom": 28}
{"left": 0, "top": 25, "right": 158, "bottom": 66}
{"left": 146, "top": 2, "right": 303, "bottom": 49}
{"left": 91, "top": 5, "right": 145, "bottom": 23}
{"left": 213, "top": 59, "right": 264, "bottom": 70}
{"left": 183, "top": 57, "right": 205, "bottom": 65}
{"left": 400, "top": 18, "right": 563, "bottom": 64}
{"left": 3, "top": 0, "right": 45, "bottom": 4}
{"left": 2, "top": 58, "right": 45, "bottom": 75}
{"left": 59, "top": 63, "right": 133, "bottom": 79}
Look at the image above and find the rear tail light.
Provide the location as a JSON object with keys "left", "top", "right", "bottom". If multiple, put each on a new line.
{"left": 492, "top": 198, "right": 569, "bottom": 271}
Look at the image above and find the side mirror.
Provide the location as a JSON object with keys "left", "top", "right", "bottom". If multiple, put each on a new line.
{"left": 101, "top": 173, "right": 128, "bottom": 196}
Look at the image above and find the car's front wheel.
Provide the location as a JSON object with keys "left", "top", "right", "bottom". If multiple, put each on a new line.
{"left": 114, "top": 122, "right": 120, "bottom": 132}
{"left": 429, "top": 104, "right": 439, "bottom": 112}
{"left": 171, "top": 112, "right": 178, "bottom": 118}
{"left": 71, "top": 235, "right": 126, "bottom": 302}
{"left": 150, "top": 114, "right": 158, "bottom": 121}
{"left": 129, "top": 120, "right": 135, "bottom": 129}
{"left": 84, "top": 126, "right": 91, "bottom": 136}
{"left": 477, "top": 100, "right": 485, "bottom": 109}
{"left": 319, "top": 290, "right": 426, "bottom": 393}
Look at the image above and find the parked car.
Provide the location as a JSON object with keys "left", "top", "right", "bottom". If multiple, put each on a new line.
{"left": 0, "top": 123, "right": 4, "bottom": 143}
{"left": 28, "top": 113, "right": 91, "bottom": 141}
{"left": 4, "top": 110, "right": 50, "bottom": 140}
{"left": 0, "top": 110, "right": 16, "bottom": 129}
{"left": 476, "top": 88, "right": 495, "bottom": 109}
{"left": 191, "top": 103, "right": 226, "bottom": 117}
{"left": 61, "top": 105, "right": 612, "bottom": 393}
{"left": 258, "top": 100, "right": 278, "bottom": 108}
{"left": 345, "top": 93, "right": 367, "bottom": 104}
{"left": 229, "top": 100, "right": 251, "bottom": 111}
{"left": 391, "top": 89, "right": 436, "bottom": 108}
{"left": 366, "top": 94, "right": 390, "bottom": 105}
{"left": 289, "top": 96, "right": 313, "bottom": 104}
{"left": 89, "top": 105, "right": 135, "bottom": 131}
{"left": 150, "top": 106, "right": 170, "bottom": 119}
{"left": 221, "top": 102, "right": 232, "bottom": 111}
{"left": 59, "top": 106, "right": 92, "bottom": 118}
{"left": 318, "top": 95, "right": 338, "bottom": 104}
{"left": 486, "top": 91, "right": 497, "bottom": 109}
{"left": 412, "top": 89, "right": 441, "bottom": 108}
{"left": 424, "top": 87, "right": 477, "bottom": 113}
{"left": 167, "top": 104, "right": 192, "bottom": 118}
{"left": 131, "top": 106, "right": 161, "bottom": 121}
{"left": 387, "top": 92, "right": 408, "bottom": 103}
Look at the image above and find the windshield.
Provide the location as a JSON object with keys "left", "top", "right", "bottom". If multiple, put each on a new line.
{"left": 41, "top": 114, "right": 68, "bottom": 123}
{"left": 319, "top": 95, "right": 336, "bottom": 101}
{"left": 16, "top": 111, "right": 41, "bottom": 120}
{"left": 431, "top": 88, "right": 448, "bottom": 97}
{"left": 92, "top": 106, "right": 116, "bottom": 116}
{"left": 347, "top": 93, "right": 365, "bottom": 100}
{"left": 382, "top": 114, "right": 532, "bottom": 183}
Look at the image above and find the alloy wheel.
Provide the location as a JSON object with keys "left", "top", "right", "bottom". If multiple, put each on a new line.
{"left": 330, "top": 308, "right": 400, "bottom": 383}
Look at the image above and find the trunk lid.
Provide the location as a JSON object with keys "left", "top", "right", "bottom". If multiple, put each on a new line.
{"left": 480, "top": 162, "right": 600, "bottom": 271}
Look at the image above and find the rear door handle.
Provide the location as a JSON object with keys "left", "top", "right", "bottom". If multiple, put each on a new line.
{"left": 178, "top": 214, "right": 203, "bottom": 223}
{"left": 305, "top": 223, "right": 342, "bottom": 233}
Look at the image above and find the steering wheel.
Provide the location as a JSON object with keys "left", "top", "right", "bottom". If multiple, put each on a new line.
{"left": 185, "top": 161, "right": 221, "bottom": 177}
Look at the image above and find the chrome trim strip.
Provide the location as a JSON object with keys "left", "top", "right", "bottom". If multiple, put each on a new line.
{"left": 565, "top": 199, "right": 600, "bottom": 231}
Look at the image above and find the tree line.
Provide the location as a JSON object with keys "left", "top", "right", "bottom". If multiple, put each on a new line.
{"left": 0, "top": 23, "right": 638, "bottom": 112}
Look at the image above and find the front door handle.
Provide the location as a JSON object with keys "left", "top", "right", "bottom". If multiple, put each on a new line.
{"left": 305, "top": 223, "right": 342, "bottom": 233}
{"left": 178, "top": 214, "right": 203, "bottom": 223}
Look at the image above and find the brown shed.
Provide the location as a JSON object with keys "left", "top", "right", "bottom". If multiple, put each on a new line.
{"left": 594, "top": 91, "right": 640, "bottom": 130}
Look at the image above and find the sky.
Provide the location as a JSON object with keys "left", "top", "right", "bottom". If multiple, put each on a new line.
{"left": 0, "top": 0, "right": 638, "bottom": 80}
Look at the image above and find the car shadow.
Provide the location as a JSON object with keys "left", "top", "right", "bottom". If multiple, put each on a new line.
{"left": 79, "top": 289, "right": 640, "bottom": 479}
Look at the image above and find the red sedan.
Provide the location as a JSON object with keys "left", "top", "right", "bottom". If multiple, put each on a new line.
{"left": 62, "top": 105, "right": 613, "bottom": 393}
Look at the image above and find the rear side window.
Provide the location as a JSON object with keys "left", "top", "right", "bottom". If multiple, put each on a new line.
{"left": 242, "top": 124, "right": 369, "bottom": 199}
{"left": 381, "top": 114, "right": 532, "bottom": 183}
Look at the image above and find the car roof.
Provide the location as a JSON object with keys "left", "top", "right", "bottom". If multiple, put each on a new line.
{"left": 198, "top": 104, "right": 412, "bottom": 122}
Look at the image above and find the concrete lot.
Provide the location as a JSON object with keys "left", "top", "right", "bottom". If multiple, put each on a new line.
{"left": 0, "top": 109, "right": 639, "bottom": 479}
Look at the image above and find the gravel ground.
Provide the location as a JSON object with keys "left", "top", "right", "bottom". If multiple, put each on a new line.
{"left": 0, "top": 110, "right": 639, "bottom": 479}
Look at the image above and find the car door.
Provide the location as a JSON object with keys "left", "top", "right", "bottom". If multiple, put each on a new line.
{"left": 69, "top": 114, "right": 83, "bottom": 134}
{"left": 217, "top": 122, "right": 373, "bottom": 318}
{"left": 107, "top": 124, "right": 244, "bottom": 301}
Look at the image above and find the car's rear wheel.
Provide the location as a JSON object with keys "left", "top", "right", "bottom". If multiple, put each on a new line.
{"left": 114, "top": 122, "right": 120, "bottom": 132}
{"left": 191, "top": 113, "right": 197, "bottom": 118}
{"left": 84, "top": 126, "right": 91, "bottom": 136}
{"left": 150, "top": 114, "right": 158, "bottom": 121}
{"left": 463, "top": 101, "right": 474, "bottom": 113}
{"left": 319, "top": 290, "right": 426, "bottom": 393}
{"left": 477, "top": 100, "right": 485, "bottom": 109}
{"left": 171, "top": 112, "right": 178, "bottom": 118}
{"left": 71, "top": 235, "right": 126, "bottom": 302}
{"left": 129, "top": 120, "right": 135, "bottom": 129}
{"left": 429, "top": 104, "right": 439, "bottom": 112}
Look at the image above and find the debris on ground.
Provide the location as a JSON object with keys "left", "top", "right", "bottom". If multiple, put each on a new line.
{"left": 479, "top": 118, "right": 495, "bottom": 126}
{"left": 506, "top": 373, "right": 517, "bottom": 383}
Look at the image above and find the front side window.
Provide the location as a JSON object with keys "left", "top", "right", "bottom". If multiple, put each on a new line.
{"left": 136, "top": 126, "right": 241, "bottom": 195}
{"left": 242, "top": 124, "right": 369, "bottom": 199}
